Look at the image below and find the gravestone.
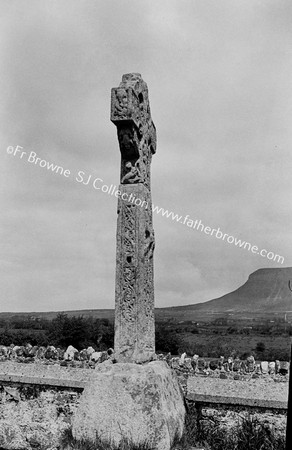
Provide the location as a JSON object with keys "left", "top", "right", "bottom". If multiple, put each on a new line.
{"left": 111, "top": 73, "right": 156, "bottom": 363}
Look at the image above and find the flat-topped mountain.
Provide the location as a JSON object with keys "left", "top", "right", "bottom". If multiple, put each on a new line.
{"left": 183, "top": 267, "right": 292, "bottom": 314}
{"left": 192, "top": 267, "right": 292, "bottom": 312}
{"left": 145, "top": 267, "right": 292, "bottom": 322}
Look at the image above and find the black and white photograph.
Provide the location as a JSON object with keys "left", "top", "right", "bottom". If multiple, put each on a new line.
{"left": 0, "top": 1, "right": 291, "bottom": 449}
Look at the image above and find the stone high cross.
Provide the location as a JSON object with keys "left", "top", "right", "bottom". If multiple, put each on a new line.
{"left": 111, "top": 73, "right": 156, "bottom": 363}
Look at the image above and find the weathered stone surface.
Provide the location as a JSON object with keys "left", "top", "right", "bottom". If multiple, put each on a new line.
{"left": 209, "top": 360, "right": 218, "bottom": 370}
{"left": 268, "top": 361, "right": 276, "bottom": 374}
{"left": 90, "top": 351, "right": 102, "bottom": 362}
{"left": 261, "top": 361, "right": 269, "bottom": 374}
{"left": 111, "top": 73, "right": 156, "bottom": 363}
{"left": 246, "top": 355, "right": 255, "bottom": 372}
{"left": 36, "top": 346, "right": 46, "bottom": 359}
{"left": 170, "top": 357, "right": 180, "bottom": 370}
{"left": 191, "top": 355, "right": 199, "bottom": 371}
{"left": 184, "top": 357, "right": 193, "bottom": 370}
{"left": 179, "top": 352, "right": 187, "bottom": 366}
{"left": 0, "top": 422, "right": 28, "bottom": 449}
{"left": 79, "top": 349, "right": 88, "bottom": 361}
{"left": 64, "top": 345, "right": 78, "bottom": 361}
{"left": 0, "top": 346, "right": 8, "bottom": 357}
{"left": 72, "top": 361, "right": 185, "bottom": 450}
{"left": 86, "top": 346, "right": 95, "bottom": 356}
{"left": 228, "top": 357, "right": 233, "bottom": 371}
{"left": 197, "top": 358, "right": 206, "bottom": 371}
{"left": 233, "top": 358, "right": 241, "bottom": 372}
{"left": 220, "top": 373, "right": 228, "bottom": 379}
{"left": 0, "top": 387, "right": 80, "bottom": 450}
{"left": 45, "top": 345, "right": 58, "bottom": 360}
{"left": 279, "top": 361, "right": 289, "bottom": 375}
{"left": 187, "top": 376, "right": 288, "bottom": 409}
{"left": 0, "top": 361, "right": 92, "bottom": 388}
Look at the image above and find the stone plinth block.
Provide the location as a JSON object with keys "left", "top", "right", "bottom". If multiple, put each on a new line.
{"left": 72, "top": 361, "right": 185, "bottom": 450}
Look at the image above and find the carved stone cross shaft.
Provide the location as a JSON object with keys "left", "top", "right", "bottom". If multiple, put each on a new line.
{"left": 111, "top": 73, "right": 156, "bottom": 363}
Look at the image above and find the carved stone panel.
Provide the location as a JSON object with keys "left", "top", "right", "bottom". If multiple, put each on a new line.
{"left": 114, "top": 184, "right": 155, "bottom": 363}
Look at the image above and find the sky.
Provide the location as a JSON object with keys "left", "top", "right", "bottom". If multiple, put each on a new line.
{"left": 1, "top": 0, "right": 292, "bottom": 312}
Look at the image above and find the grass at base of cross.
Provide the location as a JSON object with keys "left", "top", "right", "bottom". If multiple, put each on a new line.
{"left": 60, "top": 429, "right": 154, "bottom": 450}
{"left": 60, "top": 406, "right": 286, "bottom": 450}
{"left": 175, "top": 403, "right": 286, "bottom": 450}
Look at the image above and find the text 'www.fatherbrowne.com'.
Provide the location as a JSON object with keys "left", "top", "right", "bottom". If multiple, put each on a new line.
{"left": 6, "top": 145, "right": 284, "bottom": 265}
{"left": 151, "top": 205, "right": 284, "bottom": 264}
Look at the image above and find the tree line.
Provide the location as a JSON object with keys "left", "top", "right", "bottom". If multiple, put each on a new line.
{"left": 0, "top": 314, "right": 181, "bottom": 354}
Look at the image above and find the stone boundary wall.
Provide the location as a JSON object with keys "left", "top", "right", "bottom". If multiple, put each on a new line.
{"left": 0, "top": 362, "right": 90, "bottom": 389}
{"left": 165, "top": 354, "right": 290, "bottom": 379}
{"left": 185, "top": 377, "right": 287, "bottom": 444}
{"left": 186, "top": 376, "right": 288, "bottom": 410}
{"left": 0, "top": 344, "right": 290, "bottom": 379}
{"left": 0, "top": 361, "right": 288, "bottom": 411}
{"left": 0, "top": 360, "right": 288, "bottom": 449}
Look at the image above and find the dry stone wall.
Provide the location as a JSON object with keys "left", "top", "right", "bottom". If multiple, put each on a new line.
{"left": 157, "top": 353, "right": 290, "bottom": 382}
{"left": 0, "top": 344, "right": 289, "bottom": 378}
{"left": 0, "top": 344, "right": 112, "bottom": 367}
{"left": 0, "top": 348, "right": 289, "bottom": 450}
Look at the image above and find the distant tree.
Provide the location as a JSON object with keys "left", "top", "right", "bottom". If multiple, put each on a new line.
{"left": 212, "top": 317, "right": 228, "bottom": 326}
{"left": 227, "top": 327, "right": 238, "bottom": 334}
{"left": 48, "top": 313, "right": 88, "bottom": 348}
{"left": 155, "top": 323, "right": 182, "bottom": 355}
{"left": 0, "top": 329, "right": 49, "bottom": 346}
{"left": 47, "top": 314, "right": 114, "bottom": 350}
{"left": 241, "top": 328, "right": 251, "bottom": 335}
{"left": 96, "top": 320, "right": 114, "bottom": 349}
{"left": 47, "top": 313, "right": 68, "bottom": 347}
{"left": 255, "top": 341, "right": 266, "bottom": 353}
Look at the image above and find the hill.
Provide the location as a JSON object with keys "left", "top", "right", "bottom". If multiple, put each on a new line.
{"left": 191, "top": 267, "right": 292, "bottom": 313}
{"left": 154, "top": 267, "right": 292, "bottom": 321}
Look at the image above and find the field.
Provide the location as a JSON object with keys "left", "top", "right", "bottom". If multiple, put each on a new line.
{"left": 0, "top": 310, "right": 291, "bottom": 360}
{"left": 157, "top": 317, "right": 292, "bottom": 360}
{"left": 179, "top": 332, "right": 290, "bottom": 360}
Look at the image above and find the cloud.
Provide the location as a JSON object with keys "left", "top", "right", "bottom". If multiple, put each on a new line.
{"left": 0, "top": 0, "right": 291, "bottom": 312}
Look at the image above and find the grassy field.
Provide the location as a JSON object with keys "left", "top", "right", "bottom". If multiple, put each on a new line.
{"left": 178, "top": 331, "right": 291, "bottom": 360}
